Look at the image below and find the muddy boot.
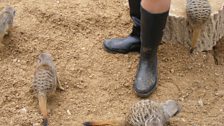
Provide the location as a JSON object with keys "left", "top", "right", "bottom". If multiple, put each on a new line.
{"left": 134, "top": 7, "right": 169, "bottom": 97}
{"left": 104, "top": 0, "right": 141, "bottom": 53}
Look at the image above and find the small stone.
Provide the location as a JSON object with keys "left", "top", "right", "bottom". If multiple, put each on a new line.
{"left": 19, "top": 107, "right": 27, "bottom": 114}
{"left": 181, "top": 118, "right": 186, "bottom": 122}
{"left": 15, "top": 105, "right": 19, "bottom": 109}
{"left": 215, "top": 90, "right": 224, "bottom": 96}
{"left": 198, "top": 99, "right": 204, "bottom": 107}
{"left": 170, "top": 69, "right": 175, "bottom": 73}
{"left": 123, "top": 82, "right": 130, "bottom": 87}
{"left": 214, "top": 73, "right": 219, "bottom": 76}
{"left": 187, "top": 66, "right": 193, "bottom": 70}
{"left": 179, "top": 97, "right": 184, "bottom": 101}
{"left": 67, "top": 109, "right": 71, "bottom": 115}
{"left": 13, "top": 59, "right": 17, "bottom": 62}
{"left": 33, "top": 123, "right": 40, "bottom": 126}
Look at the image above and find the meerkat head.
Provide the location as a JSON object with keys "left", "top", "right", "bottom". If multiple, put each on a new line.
{"left": 162, "top": 100, "right": 181, "bottom": 119}
{"left": 38, "top": 53, "right": 53, "bottom": 65}
{"left": 4, "top": 6, "right": 16, "bottom": 17}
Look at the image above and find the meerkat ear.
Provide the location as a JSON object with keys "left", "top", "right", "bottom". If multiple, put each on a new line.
{"left": 162, "top": 100, "right": 181, "bottom": 118}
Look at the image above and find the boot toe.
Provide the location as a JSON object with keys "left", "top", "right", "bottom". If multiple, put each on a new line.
{"left": 103, "top": 38, "right": 128, "bottom": 53}
{"left": 103, "top": 36, "right": 140, "bottom": 53}
{"left": 134, "top": 79, "right": 157, "bottom": 98}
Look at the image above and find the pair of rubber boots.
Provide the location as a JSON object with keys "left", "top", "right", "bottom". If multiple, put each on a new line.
{"left": 104, "top": 0, "right": 169, "bottom": 97}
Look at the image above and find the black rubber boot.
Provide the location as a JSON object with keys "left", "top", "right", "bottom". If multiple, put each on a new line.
{"left": 134, "top": 7, "right": 169, "bottom": 97}
{"left": 104, "top": 0, "right": 141, "bottom": 53}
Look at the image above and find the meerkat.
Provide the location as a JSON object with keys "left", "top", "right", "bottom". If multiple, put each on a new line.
{"left": 186, "top": 0, "right": 211, "bottom": 53}
{"left": 0, "top": 6, "right": 15, "bottom": 47}
{"left": 83, "top": 100, "right": 181, "bottom": 126}
{"left": 32, "top": 53, "right": 64, "bottom": 126}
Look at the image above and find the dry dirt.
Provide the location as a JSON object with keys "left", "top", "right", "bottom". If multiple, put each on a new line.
{"left": 0, "top": 0, "right": 224, "bottom": 126}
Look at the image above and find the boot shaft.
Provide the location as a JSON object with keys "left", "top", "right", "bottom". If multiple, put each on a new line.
{"left": 129, "top": 0, "right": 141, "bottom": 37}
{"left": 140, "top": 7, "right": 169, "bottom": 52}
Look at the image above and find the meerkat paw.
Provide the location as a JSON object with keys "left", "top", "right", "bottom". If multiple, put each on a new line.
{"left": 5, "top": 31, "right": 9, "bottom": 35}
{"left": 5, "top": 30, "right": 12, "bottom": 36}
{"left": 57, "top": 79, "right": 65, "bottom": 91}
{"left": 58, "top": 84, "right": 65, "bottom": 91}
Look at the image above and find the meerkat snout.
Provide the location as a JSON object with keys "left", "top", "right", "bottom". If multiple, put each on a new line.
{"left": 162, "top": 100, "right": 181, "bottom": 118}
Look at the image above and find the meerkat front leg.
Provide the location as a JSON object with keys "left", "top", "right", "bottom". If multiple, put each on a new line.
{"left": 56, "top": 76, "right": 64, "bottom": 91}
{"left": 4, "top": 24, "right": 10, "bottom": 35}
{"left": 6, "top": 23, "right": 14, "bottom": 36}
{"left": 0, "top": 35, "right": 4, "bottom": 48}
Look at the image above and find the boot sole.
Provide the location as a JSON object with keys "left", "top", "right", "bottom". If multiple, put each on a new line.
{"left": 134, "top": 82, "right": 157, "bottom": 98}
{"left": 103, "top": 43, "right": 140, "bottom": 54}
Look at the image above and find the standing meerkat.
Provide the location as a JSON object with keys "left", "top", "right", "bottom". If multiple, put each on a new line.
{"left": 0, "top": 6, "right": 15, "bottom": 47}
{"left": 186, "top": 0, "right": 211, "bottom": 53}
{"left": 83, "top": 100, "right": 181, "bottom": 126}
{"left": 33, "top": 53, "right": 64, "bottom": 126}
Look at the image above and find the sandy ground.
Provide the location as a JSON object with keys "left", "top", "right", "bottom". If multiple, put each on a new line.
{"left": 0, "top": 0, "right": 224, "bottom": 126}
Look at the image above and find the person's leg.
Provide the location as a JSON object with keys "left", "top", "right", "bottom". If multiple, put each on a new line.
{"left": 142, "top": 0, "right": 171, "bottom": 13}
{"left": 134, "top": 0, "right": 171, "bottom": 97}
{"left": 103, "top": 0, "right": 141, "bottom": 53}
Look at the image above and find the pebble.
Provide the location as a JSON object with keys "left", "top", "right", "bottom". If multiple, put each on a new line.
{"left": 13, "top": 59, "right": 17, "bottom": 62}
{"left": 181, "top": 118, "right": 186, "bottom": 122}
{"left": 215, "top": 90, "right": 224, "bottom": 96}
{"left": 33, "top": 123, "right": 40, "bottom": 126}
{"left": 198, "top": 99, "right": 204, "bottom": 107}
{"left": 19, "top": 107, "right": 27, "bottom": 114}
{"left": 214, "top": 73, "right": 220, "bottom": 76}
{"left": 67, "top": 109, "right": 71, "bottom": 115}
{"left": 170, "top": 69, "right": 175, "bottom": 73}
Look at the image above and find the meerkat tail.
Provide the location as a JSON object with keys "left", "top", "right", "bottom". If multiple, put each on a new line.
{"left": 42, "top": 118, "right": 48, "bottom": 126}
{"left": 38, "top": 94, "right": 48, "bottom": 126}
{"left": 83, "top": 120, "right": 123, "bottom": 126}
{"left": 191, "top": 26, "right": 202, "bottom": 50}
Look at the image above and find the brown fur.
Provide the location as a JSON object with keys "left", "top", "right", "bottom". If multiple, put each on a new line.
{"left": 0, "top": 6, "right": 15, "bottom": 47}
{"left": 83, "top": 100, "right": 180, "bottom": 126}
{"left": 186, "top": 0, "right": 211, "bottom": 52}
{"left": 33, "top": 53, "right": 64, "bottom": 126}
